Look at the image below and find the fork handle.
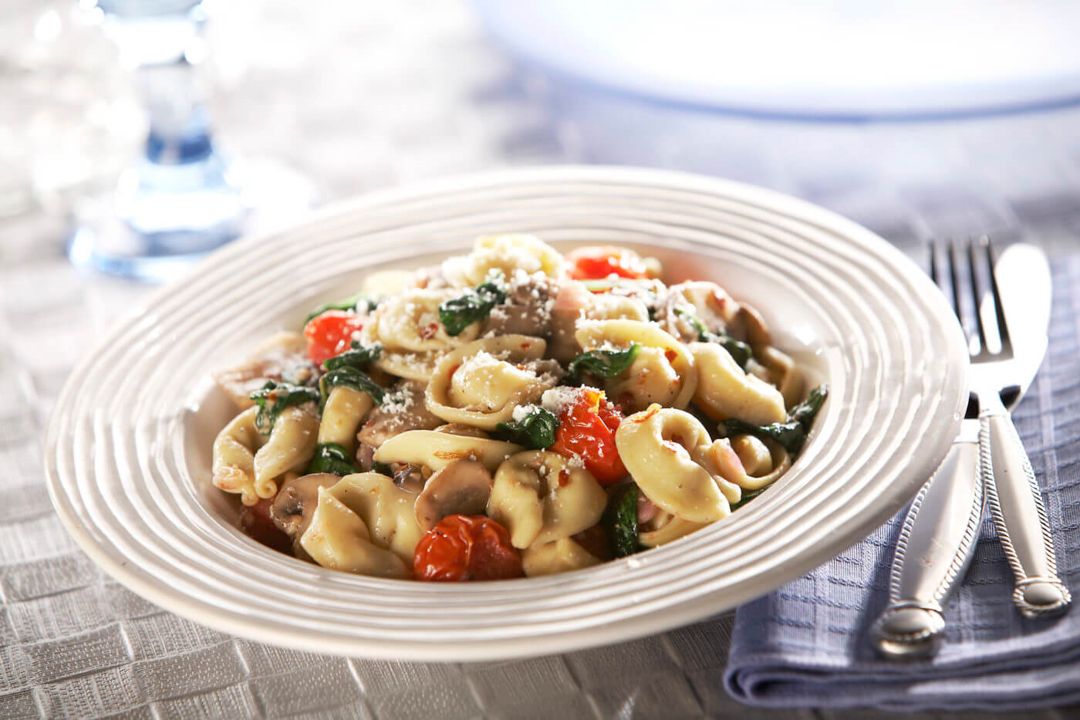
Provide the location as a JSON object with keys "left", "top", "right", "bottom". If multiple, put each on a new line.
{"left": 873, "top": 421, "right": 983, "bottom": 658}
{"left": 981, "top": 401, "right": 1071, "bottom": 618}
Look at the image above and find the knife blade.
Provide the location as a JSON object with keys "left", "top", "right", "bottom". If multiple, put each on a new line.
{"left": 994, "top": 243, "right": 1051, "bottom": 407}
{"left": 978, "top": 242, "right": 1068, "bottom": 617}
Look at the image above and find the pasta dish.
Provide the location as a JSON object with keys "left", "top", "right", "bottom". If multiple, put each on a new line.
{"left": 210, "top": 235, "right": 826, "bottom": 581}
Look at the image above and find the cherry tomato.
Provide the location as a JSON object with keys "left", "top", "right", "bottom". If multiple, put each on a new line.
{"left": 567, "top": 246, "right": 649, "bottom": 281}
{"left": 303, "top": 310, "right": 365, "bottom": 365}
{"left": 239, "top": 498, "right": 292, "bottom": 554}
{"left": 551, "top": 388, "right": 628, "bottom": 485}
{"left": 413, "top": 515, "right": 524, "bottom": 582}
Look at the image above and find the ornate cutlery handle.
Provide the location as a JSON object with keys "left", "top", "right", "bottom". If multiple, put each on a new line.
{"left": 981, "top": 402, "right": 1071, "bottom": 618}
{"left": 873, "top": 421, "right": 983, "bottom": 658}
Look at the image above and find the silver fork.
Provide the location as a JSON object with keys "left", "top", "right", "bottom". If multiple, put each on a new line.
{"left": 962, "top": 237, "right": 1071, "bottom": 617}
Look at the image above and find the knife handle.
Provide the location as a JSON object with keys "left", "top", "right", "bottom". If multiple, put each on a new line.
{"left": 981, "top": 402, "right": 1071, "bottom": 618}
{"left": 873, "top": 421, "right": 983, "bottom": 658}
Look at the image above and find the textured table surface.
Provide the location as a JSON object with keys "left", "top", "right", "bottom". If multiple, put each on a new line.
{"left": 4, "top": 1, "right": 1080, "bottom": 718}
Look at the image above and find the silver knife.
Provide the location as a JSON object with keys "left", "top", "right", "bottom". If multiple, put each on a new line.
{"left": 873, "top": 242, "right": 1057, "bottom": 658}
{"left": 982, "top": 243, "right": 1069, "bottom": 617}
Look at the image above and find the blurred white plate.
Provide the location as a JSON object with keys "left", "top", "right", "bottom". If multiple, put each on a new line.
{"left": 45, "top": 166, "right": 967, "bottom": 661}
{"left": 477, "top": 1, "right": 1080, "bottom": 119}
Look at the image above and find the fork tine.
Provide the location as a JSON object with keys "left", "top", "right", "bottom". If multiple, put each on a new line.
{"left": 983, "top": 236, "right": 1012, "bottom": 355}
{"left": 946, "top": 238, "right": 975, "bottom": 347}
{"left": 929, "top": 239, "right": 943, "bottom": 289}
{"left": 966, "top": 238, "right": 990, "bottom": 355}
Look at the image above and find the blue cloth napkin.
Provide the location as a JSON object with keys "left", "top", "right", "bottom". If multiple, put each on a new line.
{"left": 725, "top": 257, "right": 1080, "bottom": 712}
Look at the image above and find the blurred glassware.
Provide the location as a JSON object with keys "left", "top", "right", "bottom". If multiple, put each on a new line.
{"left": 0, "top": 0, "right": 136, "bottom": 223}
{"left": 68, "top": 0, "right": 313, "bottom": 282}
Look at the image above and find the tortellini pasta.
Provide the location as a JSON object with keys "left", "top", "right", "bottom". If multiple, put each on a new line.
{"left": 299, "top": 488, "right": 411, "bottom": 578}
{"left": 575, "top": 319, "right": 697, "bottom": 412}
{"left": 690, "top": 342, "right": 787, "bottom": 425}
{"left": 326, "top": 473, "right": 423, "bottom": 562}
{"left": 585, "top": 293, "right": 650, "bottom": 322}
{"left": 373, "top": 430, "right": 521, "bottom": 472}
{"left": 441, "top": 233, "right": 564, "bottom": 288}
{"left": 253, "top": 407, "right": 321, "bottom": 494}
{"left": 659, "top": 281, "right": 739, "bottom": 343}
{"left": 212, "top": 407, "right": 265, "bottom": 506}
{"left": 213, "top": 405, "right": 319, "bottom": 506}
{"left": 317, "top": 385, "right": 374, "bottom": 452}
{"left": 522, "top": 538, "right": 601, "bottom": 577}
{"left": 426, "top": 335, "right": 559, "bottom": 430}
{"left": 639, "top": 512, "right": 706, "bottom": 548}
{"left": 727, "top": 435, "right": 792, "bottom": 491}
{"left": 615, "top": 406, "right": 741, "bottom": 523}
{"left": 214, "top": 238, "right": 825, "bottom": 582}
{"left": 486, "top": 450, "right": 607, "bottom": 549}
{"left": 362, "top": 288, "right": 479, "bottom": 380}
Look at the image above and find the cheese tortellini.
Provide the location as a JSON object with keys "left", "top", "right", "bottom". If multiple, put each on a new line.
{"left": 300, "top": 487, "right": 411, "bottom": 578}
{"left": 522, "top": 538, "right": 601, "bottom": 577}
{"left": 576, "top": 319, "right": 697, "bottom": 412}
{"left": 442, "top": 233, "right": 564, "bottom": 288}
{"left": 487, "top": 450, "right": 607, "bottom": 549}
{"left": 213, "top": 237, "right": 826, "bottom": 582}
{"left": 615, "top": 406, "right": 741, "bottom": 523}
{"left": 317, "top": 385, "right": 374, "bottom": 452}
{"left": 212, "top": 405, "right": 319, "bottom": 506}
{"left": 426, "top": 335, "right": 559, "bottom": 430}
{"left": 374, "top": 429, "right": 521, "bottom": 472}
{"left": 362, "top": 288, "right": 479, "bottom": 380}
{"left": 326, "top": 473, "right": 423, "bottom": 562}
{"left": 691, "top": 342, "right": 787, "bottom": 425}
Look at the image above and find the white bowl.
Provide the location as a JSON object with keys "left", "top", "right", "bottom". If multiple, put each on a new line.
{"left": 45, "top": 167, "right": 967, "bottom": 661}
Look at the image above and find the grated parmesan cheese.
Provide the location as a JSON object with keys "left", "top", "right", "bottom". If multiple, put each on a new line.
{"left": 511, "top": 404, "right": 541, "bottom": 422}
{"left": 540, "top": 386, "right": 582, "bottom": 416}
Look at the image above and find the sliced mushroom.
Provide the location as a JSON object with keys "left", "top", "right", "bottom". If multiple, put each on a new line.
{"left": 270, "top": 473, "right": 340, "bottom": 543}
{"left": 484, "top": 271, "right": 556, "bottom": 337}
{"left": 414, "top": 460, "right": 494, "bottom": 531}
{"left": 355, "top": 441, "right": 376, "bottom": 471}
{"left": 749, "top": 346, "right": 805, "bottom": 408}
{"left": 213, "top": 332, "right": 313, "bottom": 410}
{"left": 729, "top": 302, "right": 772, "bottom": 350}
{"left": 357, "top": 380, "right": 442, "bottom": 447}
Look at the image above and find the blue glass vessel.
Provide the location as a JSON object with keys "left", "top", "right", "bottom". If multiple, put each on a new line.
{"left": 69, "top": 0, "right": 309, "bottom": 282}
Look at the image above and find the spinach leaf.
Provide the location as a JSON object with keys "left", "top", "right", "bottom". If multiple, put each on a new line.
{"left": 496, "top": 408, "right": 559, "bottom": 449}
{"left": 717, "top": 418, "right": 807, "bottom": 455}
{"left": 371, "top": 461, "right": 394, "bottom": 477}
{"left": 307, "top": 443, "right": 359, "bottom": 476}
{"left": 319, "top": 366, "right": 385, "bottom": 406}
{"left": 438, "top": 277, "right": 507, "bottom": 336}
{"left": 790, "top": 384, "right": 828, "bottom": 430}
{"left": 568, "top": 343, "right": 640, "bottom": 380}
{"left": 674, "top": 307, "right": 751, "bottom": 369}
{"left": 303, "top": 294, "right": 375, "bottom": 324}
{"left": 324, "top": 342, "right": 381, "bottom": 371}
{"left": 603, "top": 483, "right": 641, "bottom": 558}
{"left": 716, "top": 384, "right": 829, "bottom": 456}
{"left": 250, "top": 381, "right": 320, "bottom": 435}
